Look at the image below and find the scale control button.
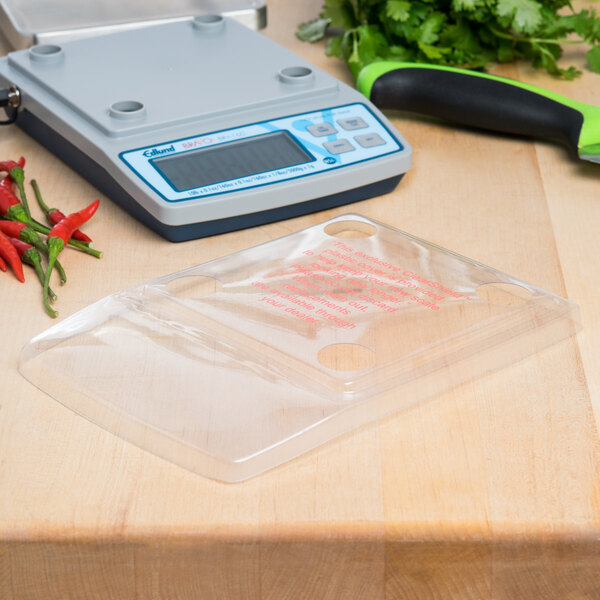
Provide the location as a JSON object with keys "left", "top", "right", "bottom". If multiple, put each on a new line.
{"left": 354, "top": 133, "right": 386, "bottom": 148}
{"left": 324, "top": 139, "right": 355, "bottom": 154}
{"left": 307, "top": 123, "right": 337, "bottom": 137}
{"left": 337, "top": 117, "right": 368, "bottom": 130}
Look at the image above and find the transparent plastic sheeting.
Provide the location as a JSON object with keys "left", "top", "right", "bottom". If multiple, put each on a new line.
{"left": 19, "top": 215, "right": 581, "bottom": 481}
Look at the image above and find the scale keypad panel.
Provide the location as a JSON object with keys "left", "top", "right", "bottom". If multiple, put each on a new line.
{"left": 120, "top": 103, "right": 402, "bottom": 203}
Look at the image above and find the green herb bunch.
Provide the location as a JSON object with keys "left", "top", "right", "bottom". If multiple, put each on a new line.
{"left": 297, "top": 0, "right": 600, "bottom": 79}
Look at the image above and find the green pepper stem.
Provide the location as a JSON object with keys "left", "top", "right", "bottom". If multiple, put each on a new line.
{"left": 67, "top": 238, "right": 102, "bottom": 257}
{"left": 43, "top": 237, "right": 64, "bottom": 318}
{"left": 10, "top": 167, "right": 32, "bottom": 221}
{"left": 9, "top": 206, "right": 102, "bottom": 259}
{"left": 31, "top": 179, "right": 53, "bottom": 217}
{"left": 23, "top": 248, "right": 56, "bottom": 301}
{"left": 26, "top": 219, "right": 102, "bottom": 258}
{"left": 6, "top": 203, "right": 30, "bottom": 225}
{"left": 54, "top": 258, "right": 67, "bottom": 284}
{"left": 20, "top": 226, "right": 67, "bottom": 283}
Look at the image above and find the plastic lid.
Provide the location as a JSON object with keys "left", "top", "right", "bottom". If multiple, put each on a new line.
{"left": 19, "top": 215, "right": 581, "bottom": 481}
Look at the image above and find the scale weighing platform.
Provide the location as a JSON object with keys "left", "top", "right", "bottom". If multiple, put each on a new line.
{"left": 0, "top": 0, "right": 267, "bottom": 48}
{"left": 0, "top": 16, "right": 411, "bottom": 241}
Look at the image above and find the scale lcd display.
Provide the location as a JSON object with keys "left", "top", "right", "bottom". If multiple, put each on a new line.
{"left": 153, "top": 131, "right": 314, "bottom": 192}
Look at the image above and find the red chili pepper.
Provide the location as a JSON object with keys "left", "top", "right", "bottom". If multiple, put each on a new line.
{"left": 43, "top": 199, "right": 100, "bottom": 317}
{"left": 9, "top": 236, "right": 57, "bottom": 304}
{"left": 0, "top": 220, "right": 67, "bottom": 283}
{"left": 0, "top": 158, "right": 25, "bottom": 192}
{"left": 0, "top": 255, "right": 6, "bottom": 272}
{"left": 1, "top": 189, "right": 100, "bottom": 258}
{"left": 8, "top": 236, "right": 31, "bottom": 254}
{"left": 49, "top": 199, "right": 99, "bottom": 244}
{"left": 0, "top": 157, "right": 25, "bottom": 171}
{"left": 1, "top": 176, "right": 12, "bottom": 191}
{"left": 0, "top": 183, "right": 21, "bottom": 214}
{"left": 0, "top": 159, "right": 22, "bottom": 172}
{"left": 0, "top": 229, "right": 25, "bottom": 282}
{"left": 0, "top": 184, "right": 33, "bottom": 230}
{"left": 0, "top": 158, "right": 31, "bottom": 220}
{"left": 31, "top": 179, "right": 92, "bottom": 244}
{"left": 48, "top": 209, "right": 92, "bottom": 243}
{"left": 0, "top": 220, "right": 26, "bottom": 237}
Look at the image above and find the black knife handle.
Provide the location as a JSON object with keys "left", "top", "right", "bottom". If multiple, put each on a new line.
{"left": 358, "top": 62, "right": 586, "bottom": 156}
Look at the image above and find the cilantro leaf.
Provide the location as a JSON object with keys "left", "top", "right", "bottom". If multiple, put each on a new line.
{"left": 296, "top": 18, "right": 331, "bottom": 42}
{"left": 386, "top": 0, "right": 412, "bottom": 22}
{"left": 587, "top": 45, "right": 600, "bottom": 74}
{"left": 451, "top": 0, "right": 484, "bottom": 13}
{"left": 418, "top": 41, "right": 449, "bottom": 59}
{"left": 298, "top": 0, "right": 600, "bottom": 79}
{"left": 322, "top": 0, "right": 359, "bottom": 29}
{"left": 495, "top": 0, "right": 543, "bottom": 35}
{"left": 416, "top": 11, "right": 447, "bottom": 44}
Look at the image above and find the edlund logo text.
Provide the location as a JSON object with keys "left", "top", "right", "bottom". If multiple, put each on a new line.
{"left": 143, "top": 145, "right": 175, "bottom": 157}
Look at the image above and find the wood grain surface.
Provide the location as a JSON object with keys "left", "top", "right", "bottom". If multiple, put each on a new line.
{"left": 1, "top": 1, "right": 599, "bottom": 598}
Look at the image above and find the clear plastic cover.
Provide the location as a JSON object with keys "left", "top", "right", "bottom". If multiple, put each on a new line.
{"left": 19, "top": 215, "right": 581, "bottom": 481}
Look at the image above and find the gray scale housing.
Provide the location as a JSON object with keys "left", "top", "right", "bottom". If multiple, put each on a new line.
{"left": 0, "top": 17, "right": 412, "bottom": 241}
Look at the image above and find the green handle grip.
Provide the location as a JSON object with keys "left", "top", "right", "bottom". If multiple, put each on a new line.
{"left": 357, "top": 62, "right": 600, "bottom": 163}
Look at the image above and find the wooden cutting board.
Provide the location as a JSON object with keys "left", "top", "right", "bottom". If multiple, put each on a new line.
{"left": 1, "top": 1, "right": 599, "bottom": 598}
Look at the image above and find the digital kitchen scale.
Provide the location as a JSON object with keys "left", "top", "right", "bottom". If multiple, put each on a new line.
{"left": 0, "top": 17, "right": 411, "bottom": 241}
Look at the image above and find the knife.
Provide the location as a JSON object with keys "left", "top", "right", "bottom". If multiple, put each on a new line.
{"left": 357, "top": 61, "right": 600, "bottom": 164}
